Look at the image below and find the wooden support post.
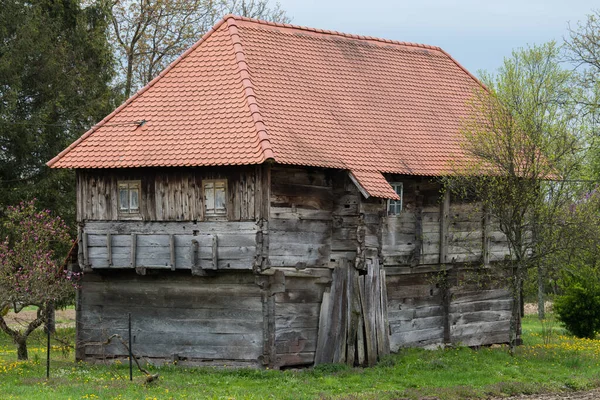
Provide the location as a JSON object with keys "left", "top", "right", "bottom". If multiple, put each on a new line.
{"left": 210, "top": 234, "right": 218, "bottom": 270}
{"left": 106, "top": 233, "right": 112, "bottom": 267}
{"left": 82, "top": 232, "right": 89, "bottom": 270}
{"left": 412, "top": 191, "right": 424, "bottom": 266}
{"left": 482, "top": 208, "right": 491, "bottom": 266}
{"left": 442, "top": 276, "right": 451, "bottom": 344}
{"left": 130, "top": 233, "right": 137, "bottom": 268}
{"left": 440, "top": 189, "right": 450, "bottom": 265}
{"left": 169, "top": 234, "right": 176, "bottom": 271}
{"left": 190, "top": 239, "right": 201, "bottom": 276}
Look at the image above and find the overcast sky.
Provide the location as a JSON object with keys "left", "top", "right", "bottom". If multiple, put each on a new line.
{"left": 275, "top": 0, "right": 597, "bottom": 76}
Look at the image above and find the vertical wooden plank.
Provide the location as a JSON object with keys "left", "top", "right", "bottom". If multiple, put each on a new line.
{"left": 442, "top": 272, "right": 451, "bottom": 344}
{"left": 130, "top": 233, "right": 137, "bottom": 268}
{"left": 106, "top": 233, "right": 112, "bottom": 267}
{"left": 191, "top": 239, "right": 200, "bottom": 275}
{"left": 440, "top": 189, "right": 450, "bottom": 264}
{"left": 347, "top": 267, "right": 359, "bottom": 366}
{"left": 483, "top": 207, "right": 491, "bottom": 265}
{"left": 82, "top": 232, "right": 89, "bottom": 270}
{"left": 263, "top": 164, "right": 271, "bottom": 219}
{"left": 334, "top": 261, "right": 348, "bottom": 364}
{"left": 380, "top": 268, "right": 391, "bottom": 354}
{"left": 356, "top": 312, "right": 366, "bottom": 366}
{"left": 412, "top": 187, "right": 423, "bottom": 266}
{"left": 367, "top": 263, "right": 377, "bottom": 365}
{"left": 373, "top": 263, "right": 384, "bottom": 357}
{"left": 267, "top": 294, "right": 276, "bottom": 368}
{"left": 76, "top": 171, "right": 83, "bottom": 222}
{"left": 314, "top": 291, "right": 332, "bottom": 364}
{"left": 170, "top": 234, "right": 175, "bottom": 271}
{"left": 359, "top": 272, "right": 375, "bottom": 366}
{"left": 211, "top": 234, "right": 218, "bottom": 270}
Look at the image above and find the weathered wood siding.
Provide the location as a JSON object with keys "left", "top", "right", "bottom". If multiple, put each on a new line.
{"left": 77, "top": 166, "right": 264, "bottom": 222}
{"left": 77, "top": 271, "right": 263, "bottom": 364}
{"left": 268, "top": 166, "right": 335, "bottom": 268}
{"left": 82, "top": 221, "right": 258, "bottom": 271}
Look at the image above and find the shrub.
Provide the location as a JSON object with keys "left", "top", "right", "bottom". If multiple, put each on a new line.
{"left": 554, "top": 267, "right": 600, "bottom": 339}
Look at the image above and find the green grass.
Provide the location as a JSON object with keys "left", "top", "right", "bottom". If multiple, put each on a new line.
{"left": 1, "top": 316, "right": 600, "bottom": 399}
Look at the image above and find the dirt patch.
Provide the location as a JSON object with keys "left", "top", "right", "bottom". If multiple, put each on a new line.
{"left": 3, "top": 308, "right": 75, "bottom": 330}
{"left": 524, "top": 302, "right": 553, "bottom": 316}
{"left": 496, "top": 388, "right": 600, "bottom": 399}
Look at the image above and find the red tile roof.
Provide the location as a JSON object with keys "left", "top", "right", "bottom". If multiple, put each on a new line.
{"left": 48, "top": 15, "right": 485, "bottom": 198}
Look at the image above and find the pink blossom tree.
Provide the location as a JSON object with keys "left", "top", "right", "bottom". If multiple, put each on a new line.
{"left": 0, "top": 200, "right": 78, "bottom": 360}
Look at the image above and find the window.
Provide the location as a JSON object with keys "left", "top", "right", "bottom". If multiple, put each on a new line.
{"left": 118, "top": 181, "right": 141, "bottom": 214}
{"left": 204, "top": 179, "right": 227, "bottom": 217}
{"left": 387, "top": 182, "right": 403, "bottom": 215}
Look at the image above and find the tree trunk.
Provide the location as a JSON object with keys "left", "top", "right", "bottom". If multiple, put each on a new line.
{"left": 125, "top": 53, "right": 134, "bottom": 98}
{"left": 509, "top": 265, "right": 523, "bottom": 356}
{"left": 537, "top": 263, "right": 545, "bottom": 320}
{"left": 16, "top": 337, "right": 28, "bottom": 361}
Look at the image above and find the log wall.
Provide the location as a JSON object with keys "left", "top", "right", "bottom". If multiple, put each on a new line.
{"left": 74, "top": 164, "right": 515, "bottom": 366}
{"left": 77, "top": 271, "right": 263, "bottom": 365}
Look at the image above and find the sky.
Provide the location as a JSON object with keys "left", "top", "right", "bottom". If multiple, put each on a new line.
{"left": 274, "top": 0, "right": 598, "bottom": 76}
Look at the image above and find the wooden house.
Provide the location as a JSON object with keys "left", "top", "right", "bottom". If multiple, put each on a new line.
{"left": 48, "top": 15, "right": 514, "bottom": 368}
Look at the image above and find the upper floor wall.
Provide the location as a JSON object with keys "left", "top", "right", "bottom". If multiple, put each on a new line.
{"left": 76, "top": 166, "right": 267, "bottom": 222}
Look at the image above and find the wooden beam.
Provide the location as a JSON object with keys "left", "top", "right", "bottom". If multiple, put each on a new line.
{"left": 190, "top": 239, "right": 201, "bottom": 275}
{"left": 82, "top": 232, "right": 89, "bottom": 270}
{"left": 210, "top": 234, "right": 218, "bottom": 270}
{"left": 439, "top": 189, "right": 450, "bottom": 265}
{"left": 482, "top": 208, "right": 491, "bottom": 266}
{"left": 170, "top": 234, "right": 176, "bottom": 271}
{"left": 130, "top": 233, "right": 137, "bottom": 268}
{"left": 106, "top": 233, "right": 112, "bottom": 267}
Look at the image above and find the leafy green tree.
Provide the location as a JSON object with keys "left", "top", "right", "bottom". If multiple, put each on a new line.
{"left": 0, "top": 0, "right": 118, "bottom": 228}
{"left": 445, "top": 42, "right": 583, "bottom": 353}
{"left": 564, "top": 9, "right": 600, "bottom": 181}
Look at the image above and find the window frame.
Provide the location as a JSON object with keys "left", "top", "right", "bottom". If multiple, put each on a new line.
{"left": 117, "top": 180, "right": 142, "bottom": 218}
{"left": 203, "top": 179, "right": 227, "bottom": 219}
{"left": 387, "top": 182, "right": 403, "bottom": 216}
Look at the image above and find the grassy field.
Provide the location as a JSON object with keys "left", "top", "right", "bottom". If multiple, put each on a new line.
{"left": 1, "top": 316, "right": 599, "bottom": 399}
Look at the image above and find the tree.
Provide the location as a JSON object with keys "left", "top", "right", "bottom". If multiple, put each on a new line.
{"left": 0, "top": 0, "right": 118, "bottom": 228}
{"left": 110, "top": 0, "right": 291, "bottom": 98}
{"left": 564, "top": 9, "right": 600, "bottom": 180}
{"left": 0, "top": 201, "right": 78, "bottom": 360}
{"left": 445, "top": 42, "right": 582, "bottom": 353}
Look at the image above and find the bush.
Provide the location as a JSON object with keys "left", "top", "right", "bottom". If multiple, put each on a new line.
{"left": 554, "top": 268, "right": 600, "bottom": 338}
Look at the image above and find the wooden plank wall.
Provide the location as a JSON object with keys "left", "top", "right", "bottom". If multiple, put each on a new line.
{"left": 268, "top": 166, "right": 335, "bottom": 268}
{"left": 78, "top": 271, "right": 263, "bottom": 365}
{"left": 273, "top": 274, "right": 327, "bottom": 367}
{"left": 77, "top": 166, "right": 261, "bottom": 222}
{"left": 385, "top": 267, "right": 445, "bottom": 350}
{"left": 83, "top": 221, "right": 258, "bottom": 270}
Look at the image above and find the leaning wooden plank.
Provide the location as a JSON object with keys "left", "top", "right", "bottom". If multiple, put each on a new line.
{"left": 329, "top": 263, "right": 347, "bottom": 363}
{"left": 372, "top": 262, "right": 381, "bottom": 358}
{"left": 347, "top": 267, "right": 360, "bottom": 366}
{"left": 314, "top": 290, "right": 332, "bottom": 365}
{"left": 380, "top": 267, "right": 391, "bottom": 355}
{"left": 359, "top": 274, "right": 375, "bottom": 366}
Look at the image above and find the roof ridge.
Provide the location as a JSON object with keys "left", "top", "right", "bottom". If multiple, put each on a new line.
{"left": 224, "top": 14, "right": 442, "bottom": 52}
{"left": 225, "top": 17, "right": 275, "bottom": 162}
{"left": 47, "top": 16, "right": 232, "bottom": 167}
